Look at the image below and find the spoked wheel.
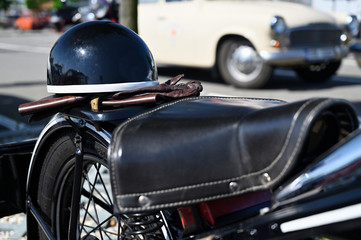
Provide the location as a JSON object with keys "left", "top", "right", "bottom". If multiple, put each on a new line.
{"left": 56, "top": 155, "right": 118, "bottom": 239}
{"left": 36, "top": 130, "right": 167, "bottom": 239}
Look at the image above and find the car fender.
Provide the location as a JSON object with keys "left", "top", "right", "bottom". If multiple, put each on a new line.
{"left": 194, "top": 23, "right": 270, "bottom": 68}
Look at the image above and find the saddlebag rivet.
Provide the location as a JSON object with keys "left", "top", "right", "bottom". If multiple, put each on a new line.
{"left": 270, "top": 223, "right": 279, "bottom": 231}
{"left": 229, "top": 181, "right": 239, "bottom": 192}
{"left": 262, "top": 173, "right": 271, "bottom": 183}
{"left": 138, "top": 195, "right": 150, "bottom": 206}
{"left": 249, "top": 228, "right": 257, "bottom": 236}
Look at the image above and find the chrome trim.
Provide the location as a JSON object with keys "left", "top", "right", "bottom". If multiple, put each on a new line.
{"left": 26, "top": 114, "right": 112, "bottom": 191}
{"left": 280, "top": 202, "right": 361, "bottom": 233}
{"left": 270, "top": 16, "right": 287, "bottom": 35}
{"left": 346, "top": 15, "right": 359, "bottom": 38}
{"left": 273, "top": 129, "right": 361, "bottom": 208}
{"left": 350, "top": 42, "right": 361, "bottom": 55}
{"left": 260, "top": 45, "right": 348, "bottom": 65}
{"left": 227, "top": 45, "right": 263, "bottom": 83}
{"left": 160, "top": 211, "right": 174, "bottom": 240}
{"left": 47, "top": 81, "right": 159, "bottom": 94}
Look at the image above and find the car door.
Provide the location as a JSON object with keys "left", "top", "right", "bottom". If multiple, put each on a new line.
{"left": 138, "top": 0, "right": 200, "bottom": 65}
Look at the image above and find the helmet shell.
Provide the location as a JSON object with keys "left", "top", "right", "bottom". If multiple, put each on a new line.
{"left": 47, "top": 21, "right": 158, "bottom": 94}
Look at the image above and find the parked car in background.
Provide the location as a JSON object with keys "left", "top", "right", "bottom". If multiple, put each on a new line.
{"left": 14, "top": 10, "right": 49, "bottom": 30}
{"left": 331, "top": 12, "right": 361, "bottom": 69}
{"left": 49, "top": 6, "right": 80, "bottom": 32}
{"left": 0, "top": 6, "right": 22, "bottom": 29}
{"left": 333, "top": 13, "right": 360, "bottom": 39}
{"left": 49, "top": 0, "right": 119, "bottom": 32}
{"left": 138, "top": 0, "right": 351, "bottom": 88}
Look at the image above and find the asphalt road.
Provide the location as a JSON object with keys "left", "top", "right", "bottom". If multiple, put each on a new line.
{"left": 1, "top": 28, "right": 361, "bottom": 118}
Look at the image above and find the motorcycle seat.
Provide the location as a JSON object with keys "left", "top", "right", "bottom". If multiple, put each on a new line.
{"left": 108, "top": 96, "right": 358, "bottom": 213}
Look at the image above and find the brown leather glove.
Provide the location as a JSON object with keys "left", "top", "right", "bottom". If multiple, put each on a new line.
{"left": 108, "top": 74, "right": 203, "bottom": 100}
{"left": 100, "top": 74, "right": 203, "bottom": 109}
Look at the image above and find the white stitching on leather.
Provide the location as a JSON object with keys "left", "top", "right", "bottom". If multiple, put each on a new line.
{"left": 271, "top": 99, "right": 333, "bottom": 186}
{"left": 109, "top": 96, "right": 285, "bottom": 198}
{"left": 116, "top": 98, "right": 318, "bottom": 197}
{"left": 116, "top": 184, "right": 268, "bottom": 211}
{"left": 116, "top": 99, "right": 314, "bottom": 197}
{"left": 117, "top": 99, "right": 335, "bottom": 212}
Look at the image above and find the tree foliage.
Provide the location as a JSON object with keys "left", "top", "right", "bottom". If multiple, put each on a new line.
{"left": 0, "top": 0, "right": 12, "bottom": 10}
{"left": 52, "top": 0, "right": 64, "bottom": 9}
{"left": 25, "top": 0, "right": 55, "bottom": 10}
{"left": 25, "top": 0, "right": 41, "bottom": 10}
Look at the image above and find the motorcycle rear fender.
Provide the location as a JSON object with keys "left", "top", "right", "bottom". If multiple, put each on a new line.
{"left": 26, "top": 104, "right": 149, "bottom": 206}
{"left": 25, "top": 113, "right": 113, "bottom": 239}
{"left": 108, "top": 96, "right": 359, "bottom": 214}
{"left": 26, "top": 113, "right": 112, "bottom": 198}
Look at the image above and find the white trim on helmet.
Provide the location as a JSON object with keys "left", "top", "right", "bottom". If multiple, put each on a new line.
{"left": 47, "top": 81, "right": 159, "bottom": 94}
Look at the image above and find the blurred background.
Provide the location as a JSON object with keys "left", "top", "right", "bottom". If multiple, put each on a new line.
{"left": 1, "top": 0, "right": 361, "bottom": 238}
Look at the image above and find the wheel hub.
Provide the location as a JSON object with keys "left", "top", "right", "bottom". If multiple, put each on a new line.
{"left": 226, "top": 44, "right": 263, "bottom": 83}
{"left": 231, "top": 46, "right": 259, "bottom": 74}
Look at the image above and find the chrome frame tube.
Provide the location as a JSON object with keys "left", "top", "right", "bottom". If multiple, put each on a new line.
{"left": 274, "top": 129, "right": 361, "bottom": 207}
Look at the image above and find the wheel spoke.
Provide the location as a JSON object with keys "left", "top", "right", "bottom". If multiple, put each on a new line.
{"left": 51, "top": 147, "right": 168, "bottom": 239}
{"left": 95, "top": 166, "right": 113, "bottom": 206}
{"left": 82, "top": 215, "right": 114, "bottom": 238}
{"left": 80, "top": 164, "right": 102, "bottom": 235}
{"left": 81, "top": 202, "right": 99, "bottom": 227}
{"left": 86, "top": 164, "right": 112, "bottom": 206}
{"left": 81, "top": 188, "right": 113, "bottom": 214}
{"left": 78, "top": 162, "right": 121, "bottom": 239}
{"left": 91, "top": 187, "right": 104, "bottom": 239}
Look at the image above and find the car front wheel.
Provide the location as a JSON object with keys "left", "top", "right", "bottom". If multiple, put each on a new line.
{"left": 217, "top": 38, "right": 273, "bottom": 88}
{"left": 294, "top": 60, "right": 341, "bottom": 83}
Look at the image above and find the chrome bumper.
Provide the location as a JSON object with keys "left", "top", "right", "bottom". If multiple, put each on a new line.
{"left": 349, "top": 42, "right": 361, "bottom": 68}
{"left": 260, "top": 45, "right": 349, "bottom": 65}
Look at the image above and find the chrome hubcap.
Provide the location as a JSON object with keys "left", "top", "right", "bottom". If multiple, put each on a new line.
{"left": 227, "top": 45, "right": 263, "bottom": 82}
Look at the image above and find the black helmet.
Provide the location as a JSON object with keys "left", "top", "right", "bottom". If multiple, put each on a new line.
{"left": 47, "top": 21, "right": 158, "bottom": 94}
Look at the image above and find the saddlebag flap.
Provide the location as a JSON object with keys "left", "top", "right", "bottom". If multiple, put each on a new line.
{"left": 108, "top": 97, "right": 358, "bottom": 213}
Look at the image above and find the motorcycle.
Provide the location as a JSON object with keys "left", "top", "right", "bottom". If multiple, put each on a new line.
{"left": 49, "top": 0, "right": 118, "bottom": 32}
{"left": 73, "top": 0, "right": 118, "bottom": 23}
{"left": 1, "top": 21, "right": 361, "bottom": 240}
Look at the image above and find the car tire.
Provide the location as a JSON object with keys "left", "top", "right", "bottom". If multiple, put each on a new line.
{"left": 217, "top": 38, "right": 273, "bottom": 88}
{"left": 294, "top": 60, "right": 341, "bottom": 83}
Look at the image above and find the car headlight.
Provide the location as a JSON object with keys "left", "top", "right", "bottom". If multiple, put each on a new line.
{"left": 270, "top": 16, "right": 287, "bottom": 35}
{"left": 346, "top": 15, "right": 359, "bottom": 38}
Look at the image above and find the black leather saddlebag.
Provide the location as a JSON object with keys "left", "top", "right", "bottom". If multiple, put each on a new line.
{"left": 108, "top": 97, "right": 359, "bottom": 213}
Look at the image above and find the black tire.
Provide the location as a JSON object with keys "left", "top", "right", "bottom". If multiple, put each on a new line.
{"left": 36, "top": 129, "right": 166, "bottom": 239}
{"left": 217, "top": 38, "right": 273, "bottom": 89}
{"left": 294, "top": 60, "right": 341, "bottom": 83}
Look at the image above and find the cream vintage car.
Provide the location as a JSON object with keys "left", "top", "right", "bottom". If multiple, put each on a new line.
{"left": 138, "top": 0, "right": 353, "bottom": 88}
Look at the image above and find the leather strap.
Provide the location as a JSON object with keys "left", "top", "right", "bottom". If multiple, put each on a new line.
{"left": 18, "top": 74, "right": 203, "bottom": 117}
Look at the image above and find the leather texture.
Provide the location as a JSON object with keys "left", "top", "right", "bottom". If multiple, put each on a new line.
{"left": 108, "top": 97, "right": 359, "bottom": 213}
